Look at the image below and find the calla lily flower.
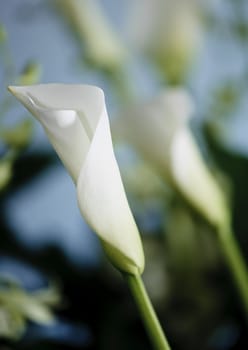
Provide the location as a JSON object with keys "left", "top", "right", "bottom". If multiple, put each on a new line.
{"left": 56, "top": 0, "right": 126, "bottom": 71}
{"left": 128, "top": 0, "right": 202, "bottom": 84}
{"left": 8, "top": 84, "right": 144, "bottom": 275}
{"left": 115, "top": 88, "right": 229, "bottom": 229}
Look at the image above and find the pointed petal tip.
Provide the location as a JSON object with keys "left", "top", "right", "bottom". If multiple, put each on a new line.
{"left": 7, "top": 85, "right": 25, "bottom": 97}
{"left": 7, "top": 85, "right": 16, "bottom": 94}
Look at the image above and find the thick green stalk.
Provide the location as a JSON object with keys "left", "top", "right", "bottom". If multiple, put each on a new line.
{"left": 218, "top": 225, "right": 248, "bottom": 315}
{"left": 124, "top": 274, "right": 171, "bottom": 350}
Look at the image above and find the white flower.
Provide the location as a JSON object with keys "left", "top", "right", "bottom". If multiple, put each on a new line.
{"left": 56, "top": 0, "right": 126, "bottom": 71}
{"left": 127, "top": 0, "right": 202, "bottom": 83}
{"left": 115, "top": 88, "right": 229, "bottom": 228}
{"left": 8, "top": 84, "right": 144, "bottom": 275}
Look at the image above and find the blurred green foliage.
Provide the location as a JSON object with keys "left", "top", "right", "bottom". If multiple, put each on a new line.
{"left": 0, "top": 277, "right": 60, "bottom": 340}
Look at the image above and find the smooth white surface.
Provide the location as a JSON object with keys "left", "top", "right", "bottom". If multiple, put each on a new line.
{"left": 9, "top": 84, "right": 144, "bottom": 274}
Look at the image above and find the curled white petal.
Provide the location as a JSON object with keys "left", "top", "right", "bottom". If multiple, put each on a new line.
{"left": 127, "top": 0, "right": 202, "bottom": 81}
{"left": 171, "top": 128, "right": 228, "bottom": 227}
{"left": 115, "top": 87, "right": 228, "bottom": 227}
{"left": 8, "top": 84, "right": 103, "bottom": 182}
{"left": 115, "top": 88, "right": 194, "bottom": 180}
{"left": 8, "top": 84, "right": 145, "bottom": 275}
{"left": 57, "top": 0, "right": 126, "bottom": 70}
{"left": 77, "top": 109, "right": 144, "bottom": 274}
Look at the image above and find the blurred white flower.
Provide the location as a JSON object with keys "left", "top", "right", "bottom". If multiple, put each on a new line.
{"left": 128, "top": 0, "right": 202, "bottom": 83}
{"left": 115, "top": 88, "right": 229, "bottom": 228}
{"left": 8, "top": 84, "right": 144, "bottom": 275}
{"left": 57, "top": 0, "right": 126, "bottom": 71}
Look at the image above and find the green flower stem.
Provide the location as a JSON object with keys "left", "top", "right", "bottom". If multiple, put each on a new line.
{"left": 124, "top": 273, "right": 171, "bottom": 350}
{"left": 107, "top": 67, "right": 137, "bottom": 105}
{"left": 218, "top": 225, "right": 248, "bottom": 315}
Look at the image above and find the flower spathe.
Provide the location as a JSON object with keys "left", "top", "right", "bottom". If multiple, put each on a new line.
{"left": 57, "top": 0, "right": 126, "bottom": 71}
{"left": 115, "top": 88, "right": 229, "bottom": 229}
{"left": 128, "top": 0, "right": 202, "bottom": 84}
{"left": 8, "top": 84, "right": 144, "bottom": 275}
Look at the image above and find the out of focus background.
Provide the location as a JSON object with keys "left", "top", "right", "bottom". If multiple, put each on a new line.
{"left": 0, "top": 0, "right": 248, "bottom": 349}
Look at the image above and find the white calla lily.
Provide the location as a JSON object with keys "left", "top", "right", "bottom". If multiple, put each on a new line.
{"left": 128, "top": 0, "right": 202, "bottom": 83}
{"left": 57, "top": 0, "right": 126, "bottom": 71}
{"left": 115, "top": 88, "right": 229, "bottom": 229}
{"left": 8, "top": 84, "right": 144, "bottom": 275}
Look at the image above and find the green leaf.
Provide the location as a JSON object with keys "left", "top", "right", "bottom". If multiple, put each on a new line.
{"left": 0, "top": 120, "right": 33, "bottom": 149}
